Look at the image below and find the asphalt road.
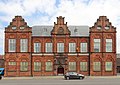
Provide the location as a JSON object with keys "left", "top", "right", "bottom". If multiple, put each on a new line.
{"left": 0, "top": 77, "right": 120, "bottom": 85}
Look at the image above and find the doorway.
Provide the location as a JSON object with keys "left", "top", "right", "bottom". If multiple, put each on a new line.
{"left": 57, "top": 66, "right": 64, "bottom": 75}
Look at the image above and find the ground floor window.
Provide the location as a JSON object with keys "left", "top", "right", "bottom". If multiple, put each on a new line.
{"left": 34, "top": 62, "right": 41, "bottom": 71}
{"left": 93, "top": 62, "right": 101, "bottom": 71}
{"left": 80, "top": 62, "right": 87, "bottom": 71}
{"left": 8, "top": 61, "right": 16, "bottom": 65}
{"left": 20, "top": 62, "right": 28, "bottom": 71}
{"left": 69, "top": 62, "right": 76, "bottom": 71}
{"left": 105, "top": 62, "right": 112, "bottom": 71}
{"left": 45, "top": 61, "right": 53, "bottom": 71}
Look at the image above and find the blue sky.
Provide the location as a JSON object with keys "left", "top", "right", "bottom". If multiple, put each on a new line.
{"left": 0, "top": 0, "right": 120, "bottom": 54}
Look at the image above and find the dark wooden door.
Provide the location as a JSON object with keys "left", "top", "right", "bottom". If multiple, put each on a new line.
{"left": 57, "top": 66, "right": 64, "bottom": 75}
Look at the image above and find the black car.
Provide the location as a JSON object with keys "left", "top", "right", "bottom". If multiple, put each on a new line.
{"left": 64, "top": 72, "right": 85, "bottom": 80}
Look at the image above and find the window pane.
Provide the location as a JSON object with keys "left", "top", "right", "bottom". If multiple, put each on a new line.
{"left": 34, "top": 43, "right": 41, "bottom": 52}
{"left": 20, "top": 39, "right": 28, "bottom": 52}
{"left": 8, "top": 61, "right": 16, "bottom": 65}
{"left": 20, "top": 26, "right": 24, "bottom": 29}
{"left": 69, "top": 62, "right": 76, "bottom": 71}
{"left": 97, "top": 26, "right": 101, "bottom": 29}
{"left": 57, "top": 43, "right": 64, "bottom": 52}
{"left": 93, "top": 62, "right": 101, "bottom": 71}
{"left": 81, "top": 43, "right": 87, "bottom": 52}
{"left": 9, "top": 39, "right": 16, "bottom": 52}
{"left": 20, "top": 62, "right": 28, "bottom": 71}
{"left": 46, "top": 43, "right": 52, "bottom": 52}
{"left": 45, "top": 62, "right": 53, "bottom": 71}
{"left": 34, "top": 62, "right": 41, "bottom": 71}
{"left": 105, "top": 62, "right": 112, "bottom": 71}
{"left": 106, "top": 39, "right": 112, "bottom": 52}
{"left": 12, "top": 26, "right": 16, "bottom": 29}
{"left": 80, "top": 62, "right": 87, "bottom": 71}
{"left": 94, "top": 39, "right": 100, "bottom": 52}
{"left": 69, "top": 43, "right": 76, "bottom": 52}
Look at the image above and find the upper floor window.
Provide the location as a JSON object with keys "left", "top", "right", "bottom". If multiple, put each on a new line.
{"left": 20, "top": 39, "right": 28, "bottom": 52}
{"left": 34, "top": 43, "right": 41, "bottom": 53}
{"left": 46, "top": 43, "right": 52, "bottom": 52}
{"left": 69, "top": 43, "right": 76, "bottom": 52}
{"left": 20, "top": 26, "right": 25, "bottom": 29}
{"left": 94, "top": 39, "right": 100, "bottom": 52}
{"left": 12, "top": 26, "right": 16, "bottom": 29}
{"left": 97, "top": 26, "right": 101, "bottom": 29}
{"left": 57, "top": 43, "right": 64, "bottom": 53}
{"left": 58, "top": 27, "right": 64, "bottom": 34}
{"left": 105, "top": 62, "right": 112, "bottom": 71}
{"left": 106, "top": 39, "right": 112, "bottom": 52}
{"left": 105, "top": 26, "right": 110, "bottom": 29}
{"left": 8, "top": 39, "right": 16, "bottom": 52}
{"left": 81, "top": 43, "right": 87, "bottom": 52}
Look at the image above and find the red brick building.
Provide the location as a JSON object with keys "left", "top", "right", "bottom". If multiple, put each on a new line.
{"left": 4, "top": 16, "right": 116, "bottom": 77}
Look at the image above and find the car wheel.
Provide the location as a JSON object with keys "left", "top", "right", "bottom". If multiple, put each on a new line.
{"left": 79, "top": 77, "right": 83, "bottom": 80}
{"left": 66, "top": 77, "right": 69, "bottom": 80}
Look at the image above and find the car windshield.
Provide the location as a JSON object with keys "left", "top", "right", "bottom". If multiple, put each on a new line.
{"left": 68, "top": 72, "right": 78, "bottom": 75}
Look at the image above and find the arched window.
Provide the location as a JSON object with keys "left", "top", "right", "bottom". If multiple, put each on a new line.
{"left": 58, "top": 27, "right": 64, "bottom": 34}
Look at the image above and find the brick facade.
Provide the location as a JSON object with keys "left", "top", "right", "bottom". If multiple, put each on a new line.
{"left": 4, "top": 16, "right": 116, "bottom": 76}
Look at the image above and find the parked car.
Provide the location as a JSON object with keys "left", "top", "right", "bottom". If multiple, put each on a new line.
{"left": 64, "top": 72, "right": 85, "bottom": 80}
{"left": 0, "top": 68, "right": 4, "bottom": 80}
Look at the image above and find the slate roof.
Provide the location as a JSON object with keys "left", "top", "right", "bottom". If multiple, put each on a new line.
{"left": 32, "top": 25, "right": 89, "bottom": 37}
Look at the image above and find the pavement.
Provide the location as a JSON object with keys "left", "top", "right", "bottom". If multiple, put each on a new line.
{"left": 2, "top": 75, "right": 120, "bottom": 80}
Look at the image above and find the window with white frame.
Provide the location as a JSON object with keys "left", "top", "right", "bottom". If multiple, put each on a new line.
{"left": 46, "top": 43, "right": 52, "bottom": 52}
{"left": 94, "top": 39, "right": 100, "bottom": 52}
{"left": 9, "top": 39, "right": 16, "bottom": 52}
{"left": 12, "top": 26, "right": 16, "bottom": 29}
{"left": 105, "top": 26, "right": 110, "bottom": 29}
{"left": 69, "top": 43, "right": 76, "bottom": 52}
{"left": 93, "top": 62, "right": 101, "bottom": 71}
{"left": 97, "top": 26, "right": 101, "bottom": 29}
{"left": 20, "top": 62, "right": 28, "bottom": 71}
{"left": 8, "top": 61, "right": 16, "bottom": 65}
{"left": 69, "top": 62, "right": 76, "bottom": 71}
{"left": 34, "top": 43, "right": 41, "bottom": 53}
{"left": 20, "top": 39, "right": 28, "bottom": 52}
{"left": 34, "top": 62, "right": 41, "bottom": 71}
{"left": 81, "top": 43, "right": 87, "bottom": 52}
{"left": 20, "top": 26, "right": 25, "bottom": 29}
{"left": 57, "top": 43, "right": 64, "bottom": 52}
{"left": 105, "top": 62, "right": 112, "bottom": 71}
{"left": 106, "top": 39, "right": 112, "bottom": 52}
{"left": 45, "top": 61, "right": 53, "bottom": 71}
{"left": 80, "top": 62, "right": 87, "bottom": 71}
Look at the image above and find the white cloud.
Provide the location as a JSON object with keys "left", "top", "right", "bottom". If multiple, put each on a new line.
{"left": 0, "top": 0, "right": 120, "bottom": 54}
{"left": 0, "top": 28, "right": 4, "bottom": 55}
